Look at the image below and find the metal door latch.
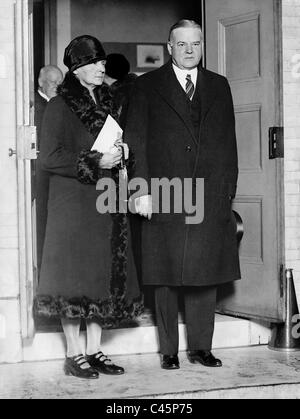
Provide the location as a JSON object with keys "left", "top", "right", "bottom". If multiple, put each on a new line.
{"left": 269, "top": 127, "right": 284, "bottom": 159}
{"left": 8, "top": 148, "right": 16, "bottom": 157}
{"left": 17, "top": 125, "right": 37, "bottom": 160}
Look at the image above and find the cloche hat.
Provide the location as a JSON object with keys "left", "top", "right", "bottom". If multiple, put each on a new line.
{"left": 64, "top": 35, "right": 106, "bottom": 72}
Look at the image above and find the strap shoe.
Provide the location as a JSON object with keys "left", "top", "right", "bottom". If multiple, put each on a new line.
{"left": 86, "top": 351, "right": 125, "bottom": 375}
{"left": 64, "top": 354, "right": 99, "bottom": 379}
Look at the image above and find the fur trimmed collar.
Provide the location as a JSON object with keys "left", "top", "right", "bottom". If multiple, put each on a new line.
{"left": 57, "top": 72, "right": 119, "bottom": 140}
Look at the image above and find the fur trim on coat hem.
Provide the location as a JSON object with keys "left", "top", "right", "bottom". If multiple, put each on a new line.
{"left": 34, "top": 293, "right": 144, "bottom": 329}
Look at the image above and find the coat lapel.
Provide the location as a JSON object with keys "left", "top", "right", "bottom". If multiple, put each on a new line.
{"left": 153, "top": 62, "right": 218, "bottom": 146}
{"left": 196, "top": 67, "right": 218, "bottom": 126}
{"left": 153, "top": 61, "right": 198, "bottom": 145}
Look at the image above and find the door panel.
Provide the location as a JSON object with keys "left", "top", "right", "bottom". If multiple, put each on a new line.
{"left": 205, "top": 0, "right": 284, "bottom": 322}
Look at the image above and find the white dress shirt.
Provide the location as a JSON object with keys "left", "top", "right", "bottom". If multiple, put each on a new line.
{"left": 172, "top": 64, "right": 198, "bottom": 97}
{"left": 38, "top": 89, "right": 50, "bottom": 102}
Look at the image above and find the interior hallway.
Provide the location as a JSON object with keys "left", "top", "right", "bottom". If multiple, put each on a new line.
{"left": 1, "top": 346, "right": 300, "bottom": 399}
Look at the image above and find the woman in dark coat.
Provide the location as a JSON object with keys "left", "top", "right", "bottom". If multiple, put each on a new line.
{"left": 34, "top": 35, "right": 143, "bottom": 379}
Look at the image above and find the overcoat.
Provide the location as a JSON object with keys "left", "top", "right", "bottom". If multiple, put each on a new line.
{"left": 34, "top": 74, "right": 143, "bottom": 327}
{"left": 125, "top": 61, "right": 241, "bottom": 287}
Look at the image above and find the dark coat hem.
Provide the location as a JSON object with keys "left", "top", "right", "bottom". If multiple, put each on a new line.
{"left": 34, "top": 293, "right": 144, "bottom": 328}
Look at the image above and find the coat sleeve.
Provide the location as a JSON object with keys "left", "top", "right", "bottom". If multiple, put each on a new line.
{"left": 124, "top": 82, "right": 151, "bottom": 196}
{"left": 39, "top": 98, "right": 80, "bottom": 178}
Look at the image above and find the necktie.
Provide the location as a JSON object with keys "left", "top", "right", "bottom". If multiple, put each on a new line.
{"left": 185, "top": 74, "right": 195, "bottom": 100}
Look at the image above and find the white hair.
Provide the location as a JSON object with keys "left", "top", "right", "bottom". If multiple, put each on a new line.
{"left": 38, "top": 65, "right": 63, "bottom": 84}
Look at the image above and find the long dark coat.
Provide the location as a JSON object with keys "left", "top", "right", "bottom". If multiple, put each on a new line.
{"left": 34, "top": 74, "right": 143, "bottom": 327}
{"left": 125, "top": 61, "right": 241, "bottom": 287}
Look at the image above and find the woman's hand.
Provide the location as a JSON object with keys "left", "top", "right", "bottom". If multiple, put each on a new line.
{"left": 114, "top": 137, "right": 123, "bottom": 148}
{"left": 99, "top": 148, "right": 122, "bottom": 169}
{"left": 114, "top": 138, "right": 129, "bottom": 160}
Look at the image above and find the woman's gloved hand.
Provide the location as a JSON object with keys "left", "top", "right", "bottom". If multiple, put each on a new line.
{"left": 99, "top": 146, "right": 122, "bottom": 169}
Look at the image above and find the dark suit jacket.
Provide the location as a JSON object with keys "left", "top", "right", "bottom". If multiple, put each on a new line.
{"left": 124, "top": 61, "right": 240, "bottom": 287}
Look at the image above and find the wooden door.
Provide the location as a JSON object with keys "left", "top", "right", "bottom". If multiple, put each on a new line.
{"left": 15, "top": 0, "right": 37, "bottom": 339}
{"left": 205, "top": 0, "right": 284, "bottom": 322}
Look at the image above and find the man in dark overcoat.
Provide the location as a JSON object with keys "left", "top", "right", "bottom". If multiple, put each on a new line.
{"left": 124, "top": 20, "right": 240, "bottom": 369}
{"left": 35, "top": 65, "right": 63, "bottom": 274}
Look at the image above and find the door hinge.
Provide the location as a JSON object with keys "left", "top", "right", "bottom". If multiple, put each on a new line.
{"left": 269, "top": 127, "right": 284, "bottom": 159}
{"left": 17, "top": 125, "right": 37, "bottom": 160}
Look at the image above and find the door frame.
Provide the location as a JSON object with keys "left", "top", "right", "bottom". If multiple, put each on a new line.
{"left": 15, "top": 0, "right": 37, "bottom": 340}
{"left": 273, "top": 0, "right": 286, "bottom": 313}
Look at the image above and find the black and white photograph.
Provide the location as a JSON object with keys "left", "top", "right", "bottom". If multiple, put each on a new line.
{"left": 0, "top": 0, "right": 300, "bottom": 402}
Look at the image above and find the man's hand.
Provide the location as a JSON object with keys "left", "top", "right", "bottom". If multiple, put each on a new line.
{"left": 135, "top": 195, "right": 152, "bottom": 220}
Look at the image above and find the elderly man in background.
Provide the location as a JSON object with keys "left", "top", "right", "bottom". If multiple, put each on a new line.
{"left": 35, "top": 65, "right": 63, "bottom": 275}
{"left": 35, "top": 65, "right": 63, "bottom": 144}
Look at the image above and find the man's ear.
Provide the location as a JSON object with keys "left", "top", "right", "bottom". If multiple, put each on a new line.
{"left": 167, "top": 42, "right": 172, "bottom": 56}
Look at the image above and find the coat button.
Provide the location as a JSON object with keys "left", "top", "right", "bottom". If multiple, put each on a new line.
{"left": 186, "top": 145, "right": 192, "bottom": 152}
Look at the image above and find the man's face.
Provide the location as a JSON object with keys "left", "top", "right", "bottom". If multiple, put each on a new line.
{"left": 168, "top": 27, "right": 203, "bottom": 70}
{"left": 41, "top": 70, "right": 63, "bottom": 99}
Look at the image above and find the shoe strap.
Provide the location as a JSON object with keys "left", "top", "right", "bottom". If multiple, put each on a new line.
{"left": 72, "top": 354, "right": 90, "bottom": 369}
{"left": 94, "top": 351, "right": 112, "bottom": 364}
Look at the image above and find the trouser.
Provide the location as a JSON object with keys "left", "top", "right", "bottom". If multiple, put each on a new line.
{"left": 155, "top": 286, "right": 217, "bottom": 355}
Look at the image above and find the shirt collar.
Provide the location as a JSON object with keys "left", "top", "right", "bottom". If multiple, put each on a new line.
{"left": 172, "top": 64, "right": 198, "bottom": 76}
{"left": 38, "top": 89, "right": 50, "bottom": 102}
{"left": 172, "top": 64, "right": 198, "bottom": 89}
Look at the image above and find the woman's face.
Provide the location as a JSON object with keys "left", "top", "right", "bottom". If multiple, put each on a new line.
{"left": 74, "top": 60, "right": 106, "bottom": 88}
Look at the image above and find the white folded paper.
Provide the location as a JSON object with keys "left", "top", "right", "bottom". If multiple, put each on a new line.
{"left": 91, "top": 114, "right": 123, "bottom": 153}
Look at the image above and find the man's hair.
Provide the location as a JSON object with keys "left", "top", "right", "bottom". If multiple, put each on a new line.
{"left": 168, "top": 19, "right": 203, "bottom": 42}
